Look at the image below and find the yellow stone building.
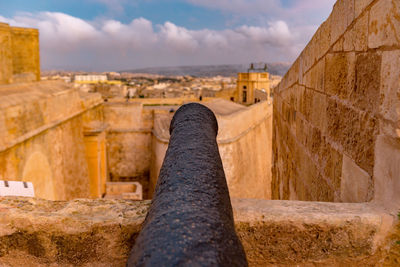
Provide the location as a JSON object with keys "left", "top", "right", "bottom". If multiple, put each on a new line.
{"left": 0, "top": 22, "right": 40, "bottom": 84}
{"left": 237, "top": 64, "right": 270, "bottom": 105}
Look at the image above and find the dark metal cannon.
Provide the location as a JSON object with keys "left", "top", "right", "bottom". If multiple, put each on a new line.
{"left": 128, "top": 103, "right": 248, "bottom": 266}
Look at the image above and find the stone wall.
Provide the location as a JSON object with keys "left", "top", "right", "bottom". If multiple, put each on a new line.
{"left": 272, "top": 0, "right": 400, "bottom": 206}
{"left": 0, "top": 197, "right": 395, "bottom": 266}
{"left": 103, "top": 102, "right": 154, "bottom": 197}
{"left": 0, "top": 23, "right": 40, "bottom": 84}
{"left": 0, "top": 81, "right": 104, "bottom": 200}
{"left": 149, "top": 100, "right": 272, "bottom": 199}
{"left": 0, "top": 23, "right": 12, "bottom": 84}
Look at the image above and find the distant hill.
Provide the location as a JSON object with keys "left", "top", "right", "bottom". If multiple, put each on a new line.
{"left": 121, "top": 63, "right": 291, "bottom": 77}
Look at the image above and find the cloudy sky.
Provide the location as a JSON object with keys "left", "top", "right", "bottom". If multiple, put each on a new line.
{"left": 0, "top": 0, "right": 336, "bottom": 71}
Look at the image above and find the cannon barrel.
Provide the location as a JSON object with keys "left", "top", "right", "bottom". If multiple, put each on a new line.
{"left": 128, "top": 103, "right": 248, "bottom": 266}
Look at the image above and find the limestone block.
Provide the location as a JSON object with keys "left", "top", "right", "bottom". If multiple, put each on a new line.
{"left": 373, "top": 135, "right": 400, "bottom": 209}
{"left": 304, "top": 57, "right": 325, "bottom": 92}
{"left": 353, "top": 52, "right": 382, "bottom": 114}
{"left": 324, "top": 52, "right": 356, "bottom": 99}
{"left": 298, "top": 56, "right": 304, "bottom": 85}
{"left": 330, "top": 0, "right": 355, "bottom": 46}
{"left": 301, "top": 88, "right": 314, "bottom": 122}
{"left": 295, "top": 85, "right": 305, "bottom": 112}
{"left": 380, "top": 50, "right": 400, "bottom": 128}
{"left": 333, "top": 36, "right": 344, "bottom": 51}
{"left": 0, "top": 198, "right": 395, "bottom": 266}
{"left": 343, "top": 11, "right": 369, "bottom": 51}
{"left": 326, "top": 98, "right": 377, "bottom": 175}
{"left": 340, "top": 154, "right": 371, "bottom": 202}
{"left": 310, "top": 91, "right": 328, "bottom": 133}
{"left": 295, "top": 116, "right": 309, "bottom": 150}
{"left": 286, "top": 58, "right": 299, "bottom": 87}
{"left": 317, "top": 20, "right": 331, "bottom": 60}
{"left": 355, "top": 0, "right": 374, "bottom": 18}
{"left": 322, "top": 140, "right": 343, "bottom": 192}
{"left": 233, "top": 199, "right": 394, "bottom": 266}
{"left": 369, "top": 0, "right": 400, "bottom": 48}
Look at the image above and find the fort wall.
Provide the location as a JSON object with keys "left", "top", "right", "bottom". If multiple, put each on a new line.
{"left": 0, "top": 197, "right": 395, "bottom": 266}
{"left": 149, "top": 100, "right": 272, "bottom": 199}
{"left": 272, "top": 0, "right": 400, "bottom": 207}
{"left": 104, "top": 102, "right": 154, "bottom": 197}
{"left": 0, "top": 81, "right": 104, "bottom": 200}
{"left": 0, "top": 23, "right": 40, "bottom": 84}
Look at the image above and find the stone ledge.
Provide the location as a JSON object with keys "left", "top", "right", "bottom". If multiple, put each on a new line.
{"left": 0, "top": 197, "right": 396, "bottom": 266}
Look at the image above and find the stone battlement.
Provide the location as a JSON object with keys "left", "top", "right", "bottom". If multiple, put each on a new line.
{"left": 0, "top": 23, "right": 40, "bottom": 84}
{"left": 0, "top": 197, "right": 397, "bottom": 266}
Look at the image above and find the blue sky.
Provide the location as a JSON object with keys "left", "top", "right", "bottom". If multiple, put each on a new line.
{"left": 0, "top": 0, "right": 336, "bottom": 71}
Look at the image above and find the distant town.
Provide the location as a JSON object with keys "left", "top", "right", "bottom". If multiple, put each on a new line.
{"left": 41, "top": 65, "right": 284, "bottom": 101}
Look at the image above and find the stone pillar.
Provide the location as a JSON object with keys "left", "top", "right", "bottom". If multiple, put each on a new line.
{"left": 84, "top": 123, "right": 107, "bottom": 198}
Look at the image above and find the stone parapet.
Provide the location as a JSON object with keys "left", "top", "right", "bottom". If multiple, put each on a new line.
{"left": 0, "top": 81, "right": 103, "bottom": 153}
{"left": 0, "top": 197, "right": 396, "bottom": 266}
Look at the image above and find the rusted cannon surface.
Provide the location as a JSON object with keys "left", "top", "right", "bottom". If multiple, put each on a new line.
{"left": 128, "top": 103, "right": 247, "bottom": 266}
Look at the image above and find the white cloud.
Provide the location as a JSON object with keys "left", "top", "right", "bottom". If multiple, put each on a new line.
{"left": 236, "top": 21, "right": 292, "bottom": 46}
{"left": 0, "top": 11, "right": 314, "bottom": 70}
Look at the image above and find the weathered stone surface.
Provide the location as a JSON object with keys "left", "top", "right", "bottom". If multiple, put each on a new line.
{"left": 341, "top": 154, "right": 371, "bottom": 202}
{"left": 343, "top": 11, "right": 369, "bottom": 51}
{"left": 273, "top": 0, "right": 400, "bottom": 207}
{"left": 324, "top": 52, "right": 356, "bottom": 99}
{"left": 0, "top": 23, "right": 12, "bottom": 84}
{"left": 373, "top": 135, "right": 400, "bottom": 210}
{"left": 330, "top": 0, "right": 355, "bottom": 46}
{"left": 233, "top": 199, "right": 394, "bottom": 266}
{"left": 369, "top": 0, "right": 400, "bottom": 48}
{"left": 10, "top": 27, "right": 40, "bottom": 82}
{"left": 0, "top": 24, "right": 39, "bottom": 85}
{"left": 304, "top": 58, "right": 325, "bottom": 92}
{"left": 326, "top": 98, "right": 377, "bottom": 175}
{"left": 353, "top": 52, "right": 381, "bottom": 114}
{"left": 380, "top": 50, "right": 400, "bottom": 127}
{"left": 0, "top": 197, "right": 151, "bottom": 267}
{"left": 0, "top": 197, "right": 396, "bottom": 266}
{"left": 0, "top": 81, "right": 104, "bottom": 201}
{"left": 355, "top": 0, "right": 374, "bottom": 18}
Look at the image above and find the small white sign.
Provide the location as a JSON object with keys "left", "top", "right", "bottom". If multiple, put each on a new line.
{"left": 0, "top": 180, "right": 35, "bottom": 197}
